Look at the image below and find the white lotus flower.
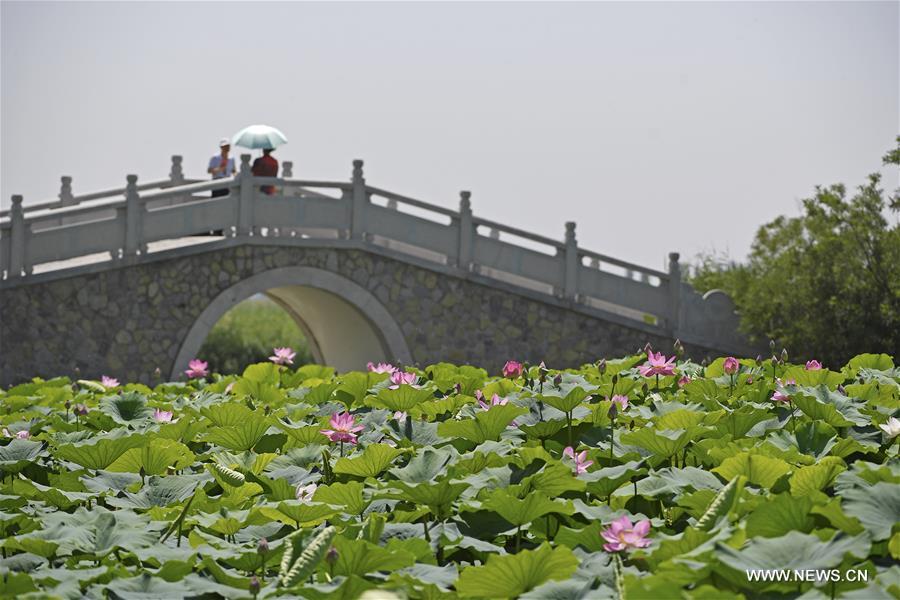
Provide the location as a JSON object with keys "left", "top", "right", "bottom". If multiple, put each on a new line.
{"left": 878, "top": 416, "right": 900, "bottom": 439}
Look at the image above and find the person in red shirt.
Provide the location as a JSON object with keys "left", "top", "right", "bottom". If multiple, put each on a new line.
{"left": 252, "top": 148, "right": 279, "bottom": 195}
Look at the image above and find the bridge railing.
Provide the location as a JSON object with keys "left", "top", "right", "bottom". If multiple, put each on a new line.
{"left": 0, "top": 154, "right": 746, "bottom": 352}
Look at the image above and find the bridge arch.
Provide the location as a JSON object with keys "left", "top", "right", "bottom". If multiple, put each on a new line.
{"left": 170, "top": 266, "right": 413, "bottom": 379}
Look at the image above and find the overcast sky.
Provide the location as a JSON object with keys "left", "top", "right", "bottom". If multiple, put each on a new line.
{"left": 2, "top": 1, "right": 897, "bottom": 270}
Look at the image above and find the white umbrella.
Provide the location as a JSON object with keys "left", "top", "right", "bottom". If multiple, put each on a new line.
{"left": 231, "top": 124, "right": 288, "bottom": 149}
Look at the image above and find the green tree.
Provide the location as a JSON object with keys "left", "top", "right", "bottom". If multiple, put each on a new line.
{"left": 689, "top": 137, "right": 900, "bottom": 366}
{"left": 198, "top": 297, "right": 312, "bottom": 374}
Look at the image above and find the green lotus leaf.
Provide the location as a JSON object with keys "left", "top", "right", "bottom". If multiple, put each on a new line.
{"left": 745, "top": 493, "right": 815, "bottom": 538}
{"left": 314, "top": 481, "right": 369, "bottom": 515}
{"left": 333, "top": 444, "right": 402, "bottom": 478}
{"left": 792, "top": 386, "right": 869, "bottom": 427}
{"left": 537, "top": 385, "right": 593, "bottom": 414}
{"left": 620, "top": 426, "right": 701, "bottom": 458}
{"left": 455, "top": 542, "right": 578, "bottom": 597}
{"left": 329, "top": 534, "right": 415, "bottom": 578}
{"left": 203, "top": 416, "right": 271, "bottom": 451}
{"left": 388, "top": 446, "right": 455, "bottom": 484}
{"left": 200, "top": 402, "right": 255, "bottom": 427}
{"left": 368, "top": 385, "right": 436, "bottom": 412}
{"left": 388, "top": 479, "right": 469, "bottom": 519}
{"left": 789, "top": 456, "right": 846, "bottom": 497}
{"left": 56, "top": 429, "right": 147, "bottom": 470}
{"left": 437, "top": 404, "right": 527, "bottom": 444}
{"left": 259, "top": 501, "right": 339, "bottom": 528}
{"left": 107, "top": 438, "right": 195, "bottom": 476}
{"left": 100, "top": 392, "right": 153, "bottom": 426}
{"left": 841, "top": 482, "right": 900, "bottom": 541}
{"left": 481, "top": 488, "right": 574, "bottom": 527}
{"left": 715, "top": 531, "right": 871, "bottom": 580}
{"left": 0, "top": 438, "right": 45, "bottom": 473}
{"left": 712, "top": 452, "right": 791, "bottom": 489}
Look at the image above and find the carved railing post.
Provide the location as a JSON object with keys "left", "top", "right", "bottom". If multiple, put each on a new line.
{"left": 123, "top": 175, "right": 145, "bottom": 256}
{"left": 351, "top": 159, "right": 367, "bottom": 240}
{"left": 457, "top": 191, "right": 473, "bottom": 271}
{"left": 9, "top": 195, "right": 27, "bottom": 277}
{"left": 668, "top": 252, "right": 682, "bottom": 335}
{"left": 59, "top": 177, "right": 75, "bottom": 206}
{"left": 282, "top": 161, "right": 293, "bottom": 178}
{"left": 563, "top": 221, "right": 578, "bottom": 300}
{"left": 237, "top": 154, "right": 253, "bottom": 236}
{"left": 169, "top": 156, "right": 184, "bottom": 185}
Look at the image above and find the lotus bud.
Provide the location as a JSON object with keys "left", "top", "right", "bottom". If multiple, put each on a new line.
{"left": 643, "top": 342, "right": 653, "bottom": 355}
{"left": 837, "top": 384, "right": 847, "bottom": 396}
{"left": 781, "top": 348, "right": 789, "bottom": 364}
{"left": 597, "top": 359, "right": 607, "bottom": 374}
{"left": 257, "top": 537, "right": 269, "bottom": 555}
{"left": 153, "top": 367, "right": 162, "bottom": 379}
{"left": 701, "top": 358, "right": 708, "bottom": 367}
{"left": 454, "top": 383, "right": 461, "bottom": 394}
{"left": 249, "top": 575, "right": 260, "bottom": 597}
{"left": 611, "top": 373, "right": 619, "bottom": 386}
{"left": 769, "top": 339, "right": 776, "bottom": 352}
{"left": 553, "top": 374, "right": 562, "bottom": 386}
{"left": 608, "top": 401, "right": 618, "bottom": 420}
{"left": 673, "top": 339, "right": 684, "bottom": 359}
{"left": 755, "top": 355, "right": 763, "bottom": 366}
{"left": 326, "top": 546, "right": 339, "bottom": 565}
{"left": 64, "top": 400, "right": 71, "bottom": 410}
{"left": 74, "top": 403, "right": 88, "bottom": 416}
{"left": 74, "top": 366, "right": 81, "bottom": 377}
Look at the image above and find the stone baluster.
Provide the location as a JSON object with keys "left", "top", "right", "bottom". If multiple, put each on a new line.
{"left": 282, "top": 161, "right": 293, "bottom": 178}
{"left": 350, "top": 159, "right": 368, "bottom": 240}
{"left": 123, "top": 175, "right": 145, "bottom": 256}
{"left": 457, "top": 191, "right": 473, "bottom": 271}
{"left": 169, "top": 155, "right": 184, "bottom": 185}
{"left": 8, "top": 195, "right": 27, "bottom": 277}
{"left": 668, "top": 252, "right": 682, "bottom": 335}
{"left": 590, "top": 257, "right": 600, "bottom": 269}
{"left": 59, "top": 177, "right": 75, "bottom": 206}
{"left": 489, "top": 228, "right": 499, "bottom": 240}
{"left": 563, "top": 221, "right": 578, "bottom": 300}
{"left": 237, "top": 154, "right": 253, "bottom": 236}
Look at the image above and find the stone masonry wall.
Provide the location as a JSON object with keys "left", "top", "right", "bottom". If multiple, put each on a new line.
{"left": 0, "top": 245, "right": 717, "bottom": 387}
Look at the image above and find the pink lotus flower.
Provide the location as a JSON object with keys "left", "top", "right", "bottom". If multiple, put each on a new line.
{"left": 321, "top": 412, "right": 365, "bottom": 445}
{"left": 723, "top": 357, "right": 739, "bottom": 375}
{"left": 563, "top": 446, "right": 594, "bottom": 475}
{"left": 393, "top": 411, "right": 408, "bottom": 421}
{"left": 388, "top": 370, "right": 418, "bottom": 389}
{"left": 639, "top": 350, "right": 676, "bottom": 378}
{"left": 601, "top": 515, "right": 652, "bottom": 552}
{"left": 153, "top": 408, "right": 175, "bottom": 423}
{"left": 185, "top": 359, "right": 209, "bottom": 379}
{"left": 269, "top": 347, "right": 296, "bottom": 365}
{"left": 295, "top": 483, "right": 317, "bottom": 502}
{"left": 367, "top": 362, "right": 397, "bottom": 374}
{"left": 502, "top": 360, "right": 524, "bottom": 378}
{"left": 610, "top": 395, "right": 629, "bottom": 411}
{"left": 478, "top": 393, "right": 508, "bottom": 410}
{"left": 677, "top": 375, "right": 691, "bottom": 387}
{"left": 101, "top": 375, "right": 119, "bottom": 389}
{"left": 3, "top": 429, "right": 30, "bottom": 439}
{"left": 805, "top": 360, "right": 823, "bottom": 371}
{"left": 771, "top": 378, "right": 796, "bottom": 403}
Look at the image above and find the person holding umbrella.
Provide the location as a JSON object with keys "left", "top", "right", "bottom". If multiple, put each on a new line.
{"left": 231, "top": 124, "right": 288, "bottom": 196}
{"left": 252, "top": 148, "right": 278, "bottom": 195}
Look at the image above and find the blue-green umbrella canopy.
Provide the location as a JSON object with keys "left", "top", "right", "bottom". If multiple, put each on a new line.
{"left": 231, "top": 124, "right": 288, "bottom": 149}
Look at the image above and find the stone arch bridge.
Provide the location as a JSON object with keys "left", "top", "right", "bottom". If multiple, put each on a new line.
{"left": 0, "top": 156, "right": 751, "bottom": 386}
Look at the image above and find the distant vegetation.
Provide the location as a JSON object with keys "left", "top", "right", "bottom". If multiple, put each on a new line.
{"left": 689, "top": 136, "right": 900, "bottom": 366}
{"left": 198, "top": 296, "right": 312, "bottom": 374}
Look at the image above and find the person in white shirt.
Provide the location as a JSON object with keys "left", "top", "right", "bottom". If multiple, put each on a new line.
{"left": 208, "top": 138, "right": 236, "bottom": 198}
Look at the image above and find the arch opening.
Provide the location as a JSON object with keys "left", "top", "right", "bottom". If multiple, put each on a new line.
{"left": 171, "top": 266, "right": 413, "bottom": 379}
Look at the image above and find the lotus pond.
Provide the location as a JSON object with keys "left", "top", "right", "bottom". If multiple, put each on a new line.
{"left": 0, "top": 351, "right": 898, "bottom": 599}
